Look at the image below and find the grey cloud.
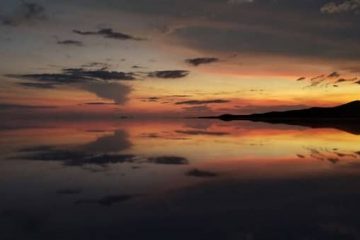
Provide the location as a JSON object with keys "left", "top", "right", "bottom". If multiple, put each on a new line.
{"left": 7, "top": 66, "right": 192, "bottom": 104}
{"left": 81, "top": 81, "right": 132, "bottom": 104}
{"left": 158, "top": 1, "right": 360, "bottom": 63}
{"left": 7, "top": 67, "right": 135, "bottom": 104}
{"left": 73, "top": 28, "right": 144, "bottom": 41}
{"left": 0, "top": 1, "right": 46, "bottom": 26}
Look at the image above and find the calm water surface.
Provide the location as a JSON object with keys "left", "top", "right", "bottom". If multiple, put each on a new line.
{"left": 1, "top": 119, "right": 360, "bottom": 240}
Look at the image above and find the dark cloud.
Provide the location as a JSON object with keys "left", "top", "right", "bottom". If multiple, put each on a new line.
{"left": 57, "top": 40, "right": 83, "bottom": 47}
{"left": 148, "top": 70, "right": 189, "bottom": 79}
{"left": 73, "top": 28, "right": 144, "bottom": 41}
{"left": 327, "top": 71, "right": 340, "bottom": 78}
{"left": 176, "top": 99, "right": 230, "bottom": 105}
{"left": 186, "top": 57, "right": 219, "bottom": 66}
{"left": 7, "top": 67, "right": 135, "bottom": 104}
{"left": 0, "top": 1, "right": 46, "bottom": 26}
{"left": 63, "top": 68, "right": 136, "bottom": 81}
{"left": 7, "top": 66, "right": 194, "bottom": 103}
{"left": 8, "top": 73, "right": 89, "bottom": 85}
{"left": 148, "top": 156, "right": 189, "bottom": 165}
{"left": 297, "top": 77, "right": 306, "bottom": 81}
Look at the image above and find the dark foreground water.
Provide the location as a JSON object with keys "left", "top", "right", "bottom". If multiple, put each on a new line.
{"left": 1, "top": 119, "right": 360, "bottom": 240}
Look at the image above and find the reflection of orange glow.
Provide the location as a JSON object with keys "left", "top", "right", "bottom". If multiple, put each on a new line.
{"left": 2, "top": 119, "right": 360, "bottom": 183}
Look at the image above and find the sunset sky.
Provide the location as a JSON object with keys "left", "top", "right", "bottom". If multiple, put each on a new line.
{"left": 1, "top": 0, "right": 360, "bottom": 117}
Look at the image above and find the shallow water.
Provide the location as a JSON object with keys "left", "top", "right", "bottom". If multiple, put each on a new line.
{"left": 1, "top": 119, "right": 360, "bottom": 240}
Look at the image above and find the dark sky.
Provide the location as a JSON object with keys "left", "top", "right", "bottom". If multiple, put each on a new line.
{"left": 0, "top": 0, "right": 359, "bottom": 116}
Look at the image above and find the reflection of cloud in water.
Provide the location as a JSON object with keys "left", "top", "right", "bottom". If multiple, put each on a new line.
{"left": 15, "top": 131, "right": 191, "bottom": 168}
{"left": 298, "top": 147, "right": 360, "bottom": 165}
{"left": 81, "top": 130, "right": 132, "bottom": 153}
{"left": 14, "top": 129, "right": 135, "bottom": 167}
{"left": 183, "top": 120, "right": 214, "bottom": 130}
{"left": 176, "top": 130, "right": 229, "bottom": 136}
{"left": 74, "top": 195, "right": 134, "bottom": 206}
{"left": 186, "top": 169, "right": 218, "bottom": 178}
{"left": 140, "top": 132, "right": 189, "bottom": 140}
{"left": 56, "top": 189, "right": 82, "bottom": 195}
{"left": 148, "top": 156, "right": 189, "bottom": 165}
{"left": 20, "top": 148, "right": 136, "bottom": 167}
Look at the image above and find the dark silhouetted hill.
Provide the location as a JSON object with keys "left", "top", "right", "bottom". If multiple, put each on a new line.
{"left": 202, "top": 101, "right": 360, "bottom": 135}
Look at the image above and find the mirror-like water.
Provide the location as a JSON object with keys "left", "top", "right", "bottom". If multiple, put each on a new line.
{"left": 1, "top": 119, "right": 360, "bottom": 240}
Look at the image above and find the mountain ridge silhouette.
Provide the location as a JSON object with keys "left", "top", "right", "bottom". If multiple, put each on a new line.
{"left": 201, "top": 101, "right": 360, "bottom": 135}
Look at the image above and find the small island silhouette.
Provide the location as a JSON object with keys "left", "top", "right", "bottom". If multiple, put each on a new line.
{"left": 201, "top": 100, "right": 360, "bottom": 135}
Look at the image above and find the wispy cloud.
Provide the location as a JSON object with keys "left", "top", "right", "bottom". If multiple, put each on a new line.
{"left": 321, "top": 0, "right": 360, "bottom": 14}
{"left": 228, "top": 0, "right": 254, "bottom": 5}
{"left": 57, "top": 40, "right": 83, "bottom": 47}
{"left": 73, "top": 28, "right": 144, "bottom": 41}
{"left": 175, "top": 99, "right": 230, "bottom": 105}
{"left": 0, "top": 103, "right": 56, "bottom": 110}
{"left": 296, "top": 71, "right": 358, "bottom": 88}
